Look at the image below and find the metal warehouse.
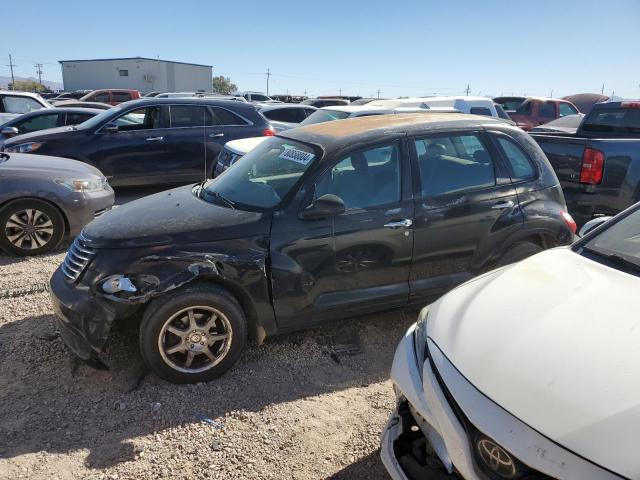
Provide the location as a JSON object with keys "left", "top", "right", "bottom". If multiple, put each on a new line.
{"left": 58, "top": 57, "right": 213, "bottom": 94}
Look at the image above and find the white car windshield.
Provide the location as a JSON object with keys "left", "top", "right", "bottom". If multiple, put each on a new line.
{"left": 582, "top": 208, "right": 640, "bottom": 273}
{"left": 201, "top": 137, "right": 317, "bottom": 210}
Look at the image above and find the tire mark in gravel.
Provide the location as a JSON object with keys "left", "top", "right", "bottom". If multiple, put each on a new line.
{"left": 0, "top": 282, "right": 50, "bottom": 299}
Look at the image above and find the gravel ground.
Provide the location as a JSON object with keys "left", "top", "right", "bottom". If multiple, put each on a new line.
{"left": 0, "top": 188, "right": 416, "bottom": 480}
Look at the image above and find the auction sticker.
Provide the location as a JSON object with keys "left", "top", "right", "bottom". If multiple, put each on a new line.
{"left": 279, "top": 146, "right": 315, "bottom": 165}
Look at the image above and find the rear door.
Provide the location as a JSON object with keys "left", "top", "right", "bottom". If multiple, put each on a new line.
{"left": 270, "top": 140, "right": 414, "bottom": 327}
{"left": 408, "top": 130, "right": 522, "bottom": 301}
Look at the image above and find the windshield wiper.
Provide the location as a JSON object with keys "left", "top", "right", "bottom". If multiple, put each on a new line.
{"left": 204, "top": 190, "right": 236, "bottom": 210}
{"left": 582, "top": 246, "right": 640, "bottom": 274}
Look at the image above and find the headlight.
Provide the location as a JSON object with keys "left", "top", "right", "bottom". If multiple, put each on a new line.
{"left": 56, "top": 178, "right": 106, "bottom": 192}
{"left": 101, "top": 275, "right": 137, "bottom": 294}
{"left": 5, "top": 142, "right": 43, "bottom": 153}
{"left": 413, "top": 306, "right": 429, "bottom": 370}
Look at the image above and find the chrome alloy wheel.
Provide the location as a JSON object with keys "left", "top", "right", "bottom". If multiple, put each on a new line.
{"left": 158, "top": 306, "right": 233, "bottom": 373}
{"left": 4, "top": 208, "right": 55, "bottom": 250}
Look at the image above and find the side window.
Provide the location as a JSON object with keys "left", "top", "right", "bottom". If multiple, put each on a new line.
{"left": 65, "top": 113, "right": 93, "bottom": 125}
{"left": 112, "top": 92, "right": 132, "bottom": 103}
{"left": 304, "top": 108, "right": 316, "bottom": 117}
{"left": 470, "top": 107, "right": 492, "bottom": 117}
{"left": 114, "top": 106, "right": 163, "bottom": 131}
{"left": 314, "top": 143, "right": 401, "bottom": 209}
{"left": 211, "top": 107, "right": 248, "bottom": 125}
{"left": 92, "top": 92, "right": 110, "bottom": 103}
{"left": 15, "top": 113, "right": 60, "bottom": 133}
{"left": 538, "top": 102, "right": 556, "bottom": 118}
{"left": 3, "top": 96, "right": 45, "bottom": 114}
{"left": 559, "top": 103, "right": 578, "bottom": 117}
{"left": 495, "top": 137, "right": 536, "bottom": 181}
{"left": 170, "top": 105, "right": 212, "bottom": 127}
{"left": 415, "top": 134, "right": 496, "bottom": 197}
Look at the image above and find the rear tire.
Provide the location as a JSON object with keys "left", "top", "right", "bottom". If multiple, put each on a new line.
{"left": 0, "top": 198, "right": 65, "bottom": 256}
{"left": 139, "top": 283, "right": 247, "bottom": 384}
{"left": 497, "top": 241, "right": 543, "bottom": 267}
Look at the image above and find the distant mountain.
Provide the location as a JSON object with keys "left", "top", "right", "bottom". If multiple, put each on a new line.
{"left": 0, "top": 75, "right": 63, "bottom": 91}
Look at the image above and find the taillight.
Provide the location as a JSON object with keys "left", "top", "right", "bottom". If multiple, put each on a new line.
{"left": 621, "top": 101, "right": 640, "bottom": 109}
{"left": 262, "top": 126, "right": 275, "bottom": 136}
{"left": 580, "top": 147, "right": 604, "bottom": 184}
{"left": 561, "top": 211, "right": 577, "bottom": 235}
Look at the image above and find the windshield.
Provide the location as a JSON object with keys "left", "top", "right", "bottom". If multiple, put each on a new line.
{"left": 581, "top": 104, "right": 640, "bottom": 134}
{"left": 202, "top": 137, "right": 317, "bottom": 210}
{"left": 300, "top": 109, "right": 350, "bottom": 126}
{"left": 77, "top": 105, "right": 123, "bottom": 129}
{"left": 581, "top": 208, "right": 640, "bottom": 274}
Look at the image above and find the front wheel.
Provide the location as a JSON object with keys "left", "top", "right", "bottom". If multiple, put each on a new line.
{"left": 139, "top": 284, "right": 247, "bottom": 383}
{"left": 0, "top": 198, "right": 65, "bottom": 256}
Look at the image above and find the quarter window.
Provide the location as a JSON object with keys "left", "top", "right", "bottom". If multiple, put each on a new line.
{"left": 211, "top": 107, "right": 247, "bottom": 125}
{"left": 314, "top": 144, "right": 401, "bottom": 209}
{"left": 496, "top": 137, "right": 536, "bottom": 181}
{"left": 415, "top": 134, "right": 496, "bottom": 197}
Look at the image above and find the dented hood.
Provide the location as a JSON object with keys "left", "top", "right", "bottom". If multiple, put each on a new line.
{"left": 427, "top": 248, "right": 640, "bottom": 479}
{"left": 83, "top": 184, "right": 270, "bottom": 248}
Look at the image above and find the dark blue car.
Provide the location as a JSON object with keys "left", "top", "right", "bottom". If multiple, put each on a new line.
{"left": 2, "top": 98, "right": 274, "bottom": 187}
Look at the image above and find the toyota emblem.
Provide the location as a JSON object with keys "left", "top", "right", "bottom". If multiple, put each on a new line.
{"left": 477, "top": 438, "right": 517, "bottom": 478}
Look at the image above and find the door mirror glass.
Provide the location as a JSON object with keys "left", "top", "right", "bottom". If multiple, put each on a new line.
{"left": 104, "top": 123, "right": 119, "bottom": 133}
{"left": 300, "top": 194, "right": 345, "bottom": 219}
{"left": 1, "top": 126, "right": 19, "bottom": 137}
{"left": 578, "top": 216, "right": 613, "bottom": 237}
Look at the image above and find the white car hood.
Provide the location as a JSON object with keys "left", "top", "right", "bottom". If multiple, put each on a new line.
{"left": 428, "top": 248, "right": 639, "bottom": 479}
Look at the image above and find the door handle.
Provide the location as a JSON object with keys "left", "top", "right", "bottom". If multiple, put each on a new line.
{"left": 492, "top": 200, "right": 515, "bottom": 210}
{"left": 209, "top": 133, "right": 225, "bottom": 138}
{"left": 384, "top": 219, "right": 413, "bottom": 229}
{"left": 145, "top": 136, "right": 164, "bottom": 141}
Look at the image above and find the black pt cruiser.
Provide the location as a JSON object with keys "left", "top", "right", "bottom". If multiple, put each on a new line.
{"left": 50, "top": 113, "right": 576, "bottom": 383}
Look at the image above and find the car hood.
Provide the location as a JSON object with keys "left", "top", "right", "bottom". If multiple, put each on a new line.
{"left": 3, "top": 125, "right": 77, "bottom": 145}
{"left": 427, "top": 248, "right": 639, "bottom": 479}
{"left": 83, "top": 184, "right": 271, "bottom": 248}
{"left": 0, "top": 152, "right": 104, "bottom": 178}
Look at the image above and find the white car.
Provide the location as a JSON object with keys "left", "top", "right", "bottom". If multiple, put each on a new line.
{"left": 0, "top": 91, "right": 51, "bottom": 124}
{"left": 382, "top": 204, "right": 640, "bottom": 480}
{"left": 299, "top": 104, "right": 453, "bottom": 126}
{"left": 370, "top": 96, "right": 500, "bottom": 118}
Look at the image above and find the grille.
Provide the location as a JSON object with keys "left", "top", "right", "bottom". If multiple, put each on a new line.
{"left": 61, "top": 235, "right": 97, "bottom": 282}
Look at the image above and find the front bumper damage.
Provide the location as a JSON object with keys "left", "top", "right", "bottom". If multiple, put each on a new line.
{"left": 49, "top": 267, "right": 137, "bottom": 368}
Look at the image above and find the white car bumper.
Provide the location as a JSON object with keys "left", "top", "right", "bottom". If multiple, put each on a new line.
{"left": 381, "top": 324, "right": 624, "bottom": 480}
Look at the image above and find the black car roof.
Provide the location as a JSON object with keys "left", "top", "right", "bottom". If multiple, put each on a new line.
{"left": 279, "top": 112, "right": 508, "bottom": 152}
{"left": 118, "top": 97, "right": 258, "bottom": 110}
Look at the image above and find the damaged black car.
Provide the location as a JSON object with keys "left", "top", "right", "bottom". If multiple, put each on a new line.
{"left": 50, "top": 113, "right": 575, "bottom": 383}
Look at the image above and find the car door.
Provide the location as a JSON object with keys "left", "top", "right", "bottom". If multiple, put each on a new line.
{"left": 90, "top": 105, "right": 171, "bottom": 186}
{"left": 270, "top": 140, "right": 414, "bottom": 328}
{"left": 408, "top": 130, "right": 522, "bottom": 302}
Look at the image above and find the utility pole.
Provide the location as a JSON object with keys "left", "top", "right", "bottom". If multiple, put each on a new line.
{"left": 601, "top": 83, "right": 605, "bottom": 95}
{"left": 35, "top": 63, "right": 43, "bottom": 87}
{"left": 549, "top": 89, "right": 553, "bottom": 98}
{"left": 339, "top": 88, "right": 342, "bottom": 96}
{"left": 465, "top": 84, "right": 471, "bottom": 96}
{"left": 376, "top": 89, "right": 381, "bottom": 99}
{"left": 266, "top": 68, "right": 270, "bottom": 96}
{"left": 7, "top": 54, "right": 16, "bottom": 90}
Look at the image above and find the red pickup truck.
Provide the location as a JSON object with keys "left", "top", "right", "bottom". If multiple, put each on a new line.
{"left": 506, "top": 97, "right": 580, "bottom": 130}
{"left": 79, "top": 89, "right": 141, "bottom": 106}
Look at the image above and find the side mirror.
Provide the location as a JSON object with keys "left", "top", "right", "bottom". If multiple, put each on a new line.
{"left": 1, "top": 126, "right": 19, "bottom": 138}
{"left": 578, "top": 216, "right": 612, "bottom": 237}
{"left": 300, "top": 194, "right": 345, "bottom": 220}
{"left": 104, "top": 123, "right": 118, "bottom": 134}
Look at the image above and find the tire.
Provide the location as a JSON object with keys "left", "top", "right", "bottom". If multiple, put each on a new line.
{"left": 0, "top": 198, "right": 65, "bottom": 256}
{"left": 139, "top": 283, "right": 247, "bottom": 384}
{"left": 497, "top": 241, "right": 544, "bottom": 267}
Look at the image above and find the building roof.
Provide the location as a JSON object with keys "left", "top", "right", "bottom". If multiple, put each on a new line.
{"left": 58, "top": 57, "right": 212, "bottom": 68}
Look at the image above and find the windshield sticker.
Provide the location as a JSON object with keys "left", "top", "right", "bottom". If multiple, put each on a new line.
{"left": 279, "top": 147, "right": 315, "bottom": 165}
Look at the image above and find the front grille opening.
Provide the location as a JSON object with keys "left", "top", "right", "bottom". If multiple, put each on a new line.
{"left": 393, "top": 401, "right": 454, "bottom": 479}
{"left": 61, "top": 235, "right": 97, "bottom": 282}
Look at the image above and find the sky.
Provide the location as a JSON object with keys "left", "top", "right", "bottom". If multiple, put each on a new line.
{"left": 3, "top": 0, "right": 640, "bottom": 99}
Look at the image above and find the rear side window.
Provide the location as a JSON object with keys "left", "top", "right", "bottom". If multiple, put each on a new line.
{"left": 515, "top": 101, "right": 532, "bottom": 115}
{"left": 212, "top": 107, "right": 248, "bottom": 125}
{"left": 582, "top": 106, "right": 640, "bottom": 134}
{"left": 538, "top": 102, "right": 556, "bottom": 118}
{"left": 112, "top": 92, "right": 132, "bottom": 102}
{"left": 415, "top": 134, "right": 496, "bottom": 197}
{"left": 496, "top": 137, "right": 536, "bottom": 181}
{"left": 470, "top": 107, "right": 492, "bottom": 117}
{"left": 170, "top": 105, "right": 212, "bottom": 127}
{"left": 559, "top": 103, "right": 578, "bottom": 117}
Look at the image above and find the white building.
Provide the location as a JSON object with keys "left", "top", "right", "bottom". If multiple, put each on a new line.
{"left": 58, "top": 57, "right": 212, "bottom": 94}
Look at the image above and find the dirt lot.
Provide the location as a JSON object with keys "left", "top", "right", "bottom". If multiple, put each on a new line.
{"left": 0, "top": 190, "right": 417, "bottom": 479}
